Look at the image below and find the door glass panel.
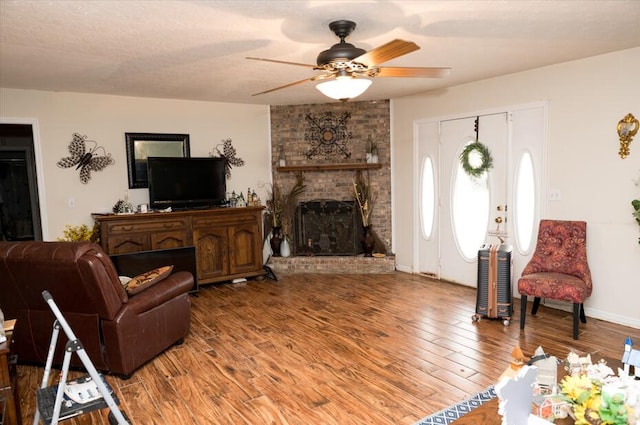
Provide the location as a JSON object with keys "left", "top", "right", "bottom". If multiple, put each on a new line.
{"left": 420, "top": 156, "right": 435, "bottom": 239}
{"left": 515, "top": 151, "right": 535, "bottom": 252}
{"left": 452, "top": 141, "right": 490, "bottom": 261}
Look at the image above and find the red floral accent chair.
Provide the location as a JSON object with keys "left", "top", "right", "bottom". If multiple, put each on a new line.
{"left": 518, "top": 219, "right": 592, "bottom": 340}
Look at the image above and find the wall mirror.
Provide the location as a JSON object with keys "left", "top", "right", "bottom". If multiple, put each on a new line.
{"left": 126, "top": 132, "right": 190, "bottom": 188}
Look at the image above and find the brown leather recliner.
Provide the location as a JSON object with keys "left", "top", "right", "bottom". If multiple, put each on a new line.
{"left": 0, "top": 241, "right": 193, "bottom": 377}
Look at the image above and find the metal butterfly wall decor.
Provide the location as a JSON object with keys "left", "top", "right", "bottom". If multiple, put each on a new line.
{"left": 211, "top": 138, "right": 245, "bottom": 179}
{"left": 57, "top": 133, "right": 115, "bottom": 184}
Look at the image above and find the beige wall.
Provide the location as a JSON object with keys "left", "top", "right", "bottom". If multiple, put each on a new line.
{"left": 0, "top": 89, "right": 271, "bottom": 240}
{"left": 392, "top": 47, "right": 640, "bottom": 328}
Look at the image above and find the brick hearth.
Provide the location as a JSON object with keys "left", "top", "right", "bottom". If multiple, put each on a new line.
{"left": 267, "top": 255, "right": 395, "bottom": 275}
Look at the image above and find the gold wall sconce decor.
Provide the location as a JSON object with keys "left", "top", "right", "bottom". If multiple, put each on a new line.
{"left": 617, "top": 113, "right": 639, "bottom": 159}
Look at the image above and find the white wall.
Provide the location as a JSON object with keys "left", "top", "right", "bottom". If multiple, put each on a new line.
{"left": 392, "top": 47, "right": 640, "bottom": 328}
{"left": 0, "top": 89, "right": 271, "bottom": 240}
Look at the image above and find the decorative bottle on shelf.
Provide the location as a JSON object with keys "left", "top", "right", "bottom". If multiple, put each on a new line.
{"left": 278, "top": 145, "right": 286, "bottom": 167}
{"left": 371, "top": 142, "right": 379, "bottom": 164}
{"left": 230, "top": 191, "right": 237, "bottom": 207}
{"left": 124, "top": 190, "right": 134, "bottom": 213}
{"left": 366, "top": 135, "right": 373, "bottom": 163}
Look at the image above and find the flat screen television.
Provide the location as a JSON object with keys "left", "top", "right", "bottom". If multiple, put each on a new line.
{"left": 147, "top": 157, "right": 227, "bottom": 210}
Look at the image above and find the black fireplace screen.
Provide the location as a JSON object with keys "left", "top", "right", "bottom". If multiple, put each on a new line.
{"left": 294, "top": 200, "right": 363, "bottom": 256}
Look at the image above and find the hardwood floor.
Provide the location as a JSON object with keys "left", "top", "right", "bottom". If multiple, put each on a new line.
{"left": 16, "top": 272, "right": 637, "bottom": 424}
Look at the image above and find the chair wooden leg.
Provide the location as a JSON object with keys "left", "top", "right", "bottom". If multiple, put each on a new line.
{"left": 573, "top": 303, "right": 580, "bottom": 340}
{"left": 579, "top": 303, "right": 587, "bottom": 323}
{"left": 531, "top": 297, "right": 541, "bottom": 315}
{"left": 520, "top": 295, "right": 527, "bottom": 330}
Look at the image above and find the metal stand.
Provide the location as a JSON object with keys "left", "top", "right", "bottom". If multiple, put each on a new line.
{"left": 33, "top": 290, "right": 130, "bottom": 425}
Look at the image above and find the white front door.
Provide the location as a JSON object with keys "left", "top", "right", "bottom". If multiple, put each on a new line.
{"left": 439, "top": 114, "right": 508, "bottom": 285}
{"left": 415, "top": 103, "right": 546, "bottom": 289}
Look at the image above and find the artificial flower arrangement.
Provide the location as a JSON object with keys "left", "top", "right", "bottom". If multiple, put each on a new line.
{"left": 560, "top": 354, "right": 639, "bottom": 425}
{"left": 58, "top": 223, "right": 99, "bottom": 243}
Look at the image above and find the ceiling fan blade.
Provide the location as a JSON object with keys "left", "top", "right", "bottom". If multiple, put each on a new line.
{"left": 251, "top": 73, "right": 334, "bottom": 96}
{"left": 246, "top": 57, "right": 315, "bottom": 68}
{"left": 374, "top": 66, "right": 451, "bottom": 78}
{"left": 354, "top": 39, "right": 420, "bottom": 67}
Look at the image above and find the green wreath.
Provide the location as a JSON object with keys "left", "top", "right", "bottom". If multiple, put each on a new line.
{"left": 460, "top": 142, "right": 493, "bottom": 178}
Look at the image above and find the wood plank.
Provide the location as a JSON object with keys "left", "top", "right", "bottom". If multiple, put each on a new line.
{"left": 15, "top": 272, "right": 637, "bottom": 424}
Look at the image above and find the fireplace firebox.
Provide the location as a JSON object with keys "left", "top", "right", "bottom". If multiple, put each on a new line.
{"left": 294, "top": 200, "right": 363, "bottom": 256}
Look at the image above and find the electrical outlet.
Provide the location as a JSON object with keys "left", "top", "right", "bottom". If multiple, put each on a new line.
{"left": 549, "top": 189, "right": 561, "bottom": 201}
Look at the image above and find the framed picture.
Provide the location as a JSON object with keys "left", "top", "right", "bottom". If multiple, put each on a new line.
{"left": 125, "top": 133, "right": 190, "bottom": 188}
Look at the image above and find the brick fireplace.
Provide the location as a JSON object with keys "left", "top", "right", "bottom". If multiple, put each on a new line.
{"left": 267, "top": 100, "right": 395, "bottom": 274}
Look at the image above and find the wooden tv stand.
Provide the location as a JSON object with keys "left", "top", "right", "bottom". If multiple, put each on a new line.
{"left": 93, "top": 206, "right": 265, "bottom": 285}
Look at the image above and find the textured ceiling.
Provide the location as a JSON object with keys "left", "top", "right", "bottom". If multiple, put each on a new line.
{"left": 1, "top": 0, "right": 639, "bottom": 105}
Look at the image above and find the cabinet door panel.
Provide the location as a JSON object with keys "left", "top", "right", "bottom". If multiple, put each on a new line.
{"left": 229, "top": 223, "right": 261, "bottom": 274}
{"left": 151, "top": 230, "right": 189, "bottom": 250}
{"left": 194, "top": 228, "right": 228, "bottom": 280}
{"left": 107, "top": 234, "right": 149, "bottom": 254}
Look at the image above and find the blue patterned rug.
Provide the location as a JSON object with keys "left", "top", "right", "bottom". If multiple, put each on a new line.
{"left": 414, "top": 386, "right": 497, "bottom": 425}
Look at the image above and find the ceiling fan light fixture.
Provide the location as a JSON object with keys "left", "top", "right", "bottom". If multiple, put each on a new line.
{"left": 247, "top": 19, "right": 449, "bottom": 98}
{"left": 316, "top": 75, "right": 372, "bottom": 101}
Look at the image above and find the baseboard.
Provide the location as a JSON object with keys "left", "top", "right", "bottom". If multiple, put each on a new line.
{"left": 589, "top": 309, "right": 640, "bottom": 329}
{"left": 529, "top": 299, "right": 640, "bottom": 329}
{"left": 395, "top": 264, "right": 412, "bottom": 273}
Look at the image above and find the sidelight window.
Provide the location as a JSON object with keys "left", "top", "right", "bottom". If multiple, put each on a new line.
{"left": 514, "top": 151, "right": 535, "bottom": 253}
{"left": 420, "top": 156, "right": 435, "bottom": 239}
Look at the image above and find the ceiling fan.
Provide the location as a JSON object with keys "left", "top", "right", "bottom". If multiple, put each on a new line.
{"left": 247, "top": 20, "right": 451, "bottom": 101}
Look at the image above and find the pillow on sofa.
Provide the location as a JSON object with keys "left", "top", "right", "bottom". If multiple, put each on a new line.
{"left": 122, "top": 265, "right": 173, "bottom": 295}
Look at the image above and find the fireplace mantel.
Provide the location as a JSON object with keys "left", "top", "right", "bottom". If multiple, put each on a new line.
{"left": 276, "top": 163, "right": 383, "bottom": 172}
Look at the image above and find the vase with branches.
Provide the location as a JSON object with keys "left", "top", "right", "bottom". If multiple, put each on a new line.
{"left": 266, "top": 184, "right": 283, "bottom": 229}
{"left": 266, "top": 173, "right": 306, "bottom": 255}
{"left": 353, "top": 171, "right": 375, "bottom": 227}
{"left": 353, "top": 171, "right": 376, "bottom": 256}
{"left": 280, "top": 173, "right": 306, "bottom": 240}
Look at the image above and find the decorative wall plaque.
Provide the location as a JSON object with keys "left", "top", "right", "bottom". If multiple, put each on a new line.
{"left": 305, "top": 112, "right": 352, "bottom": 159}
